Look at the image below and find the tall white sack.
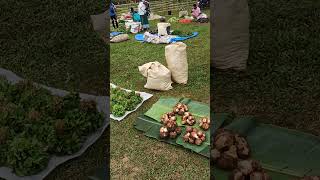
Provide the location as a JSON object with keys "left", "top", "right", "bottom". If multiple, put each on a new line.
{"left": 165, "top": 42, "right": 188, "bottom": 84}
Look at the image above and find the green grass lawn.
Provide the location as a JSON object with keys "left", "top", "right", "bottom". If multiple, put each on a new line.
{"left": 212, "top": 0, "right": 320, "bottom": 135}
{"left": 1, "top": 0, "right": 108, "bottom": 96}
{"left": 1, "top": 0, "right": 108, "bottom": 179}
{"left": 110, "top": 11, "right": 210, "bottom": 179}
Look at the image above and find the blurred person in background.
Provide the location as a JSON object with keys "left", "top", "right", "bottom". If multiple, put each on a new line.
{"left": 110, "top": 1, "right": 118, "bottom": 29}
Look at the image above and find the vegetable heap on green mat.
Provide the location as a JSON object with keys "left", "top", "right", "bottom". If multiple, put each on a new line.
{"left": 0, "top": 78, "right": 104, "bottom": 176}
{"left": 110, "top": 86, "right": 143, "bottom": 117}
{"left": 159, "top": 103, "right": 210, "bottom": 146}
{"left": 212, "top": 129, "right": 272, "bottom": 180}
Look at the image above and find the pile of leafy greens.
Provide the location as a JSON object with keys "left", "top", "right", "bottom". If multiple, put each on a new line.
{"left": 171, "top": 30, "right": 193, "bottom": 37}
{"left": 0, "top": 77, "right": 104, "bottom": 176}
{"left": 110, "top": 86, "right": 143, "bottom": 117}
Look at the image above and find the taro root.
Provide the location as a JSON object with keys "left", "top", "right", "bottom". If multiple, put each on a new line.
{"left": 195, "top": 138, "right": 202, "bottom": 145}
{"left": 249, "top": 171, "right": 271, "bottom": 180}
{"left": 159, "top": 127, "right": 169, "bottom": 138}
{"left": 225, "top": 145, "right": 238, "bottom": 159}
{"left": 216, "top": 152, "right": 238, "bottom": 170}
{"left": 0, "top": 127, "right": 8, "bottom": 144}
{"left": 169, "top": 131, "right": 177, "bottom": 138}
{"left": 214, "top": 129, "right": 235, "bottom": 151}
{"left": 212, "top": 129, "right": 252, "bottom": 171}
{"left": 229, "top": 170, "right": 245, "bottom": 180}
{"left": 237, "top": 160, "right": 255, "bottom": 176}
{"left": 161, "top": 112, "right": 176, "bottom": 125}
{"left": 199, "top": 117, "right": 210, "bottom": 131}
{"left": 214, "top": 129, "right": 250, "bottom": 157}
{"left": 182, "top": 112, "right": 196, "bottom": 126}
{"left": 216, "top": 145, "right": 238, "bottom": 170}
{"left": 186, "top": 126, "right": 193, "bottom": 133}
{"left": 183, "top": 132, "right": 190, "bottom": 142}
{"left": 173, "top": 103, "right": 188, "bottom": 115}
{"left": 235, "top": 134, "right": 250, "bottom": 159}
{"left": 182, "top": 127, "right": 206, "bottom": 146}
{"left": 159, "top": 112, "right": 180, "bottom": 139}
{"left": 175, "top": 127, "right": 182, "bottom": 134}
{"left": 166, "top": 120, "right": 177, "bottom": 132}
{"left": 228, "top": 160, "right": 271, "bottom": 180}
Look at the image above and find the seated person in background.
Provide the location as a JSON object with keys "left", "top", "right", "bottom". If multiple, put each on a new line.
{"left": 130, "top": 7, "right": 141, "bottom": 22}
{"left": 157, "top": 17, "right": 171, "bottom": 36}
{"left": 191, "top": 4, "right": 201, "bottom": 19}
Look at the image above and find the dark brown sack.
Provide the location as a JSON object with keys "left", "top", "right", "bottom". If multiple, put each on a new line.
{"left": 212, "top": 0, "right": 250, "bottom": 71}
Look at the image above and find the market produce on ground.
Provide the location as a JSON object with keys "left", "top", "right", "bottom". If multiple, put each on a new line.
{"left": 110, "top": 85, "right": 143, "bottom": 117}
{"left": 213, "top": 116, "right": 320, "bottom": 180}
{"left": 212, "top": 128, "right": 272, "bottom": 180}
{"left": 171, "top": 30, "right": 194, "bottom": 37}
{"left": 0, "top": 78, "right": 104, "bottom": 176}
{"left": 135, "top": 97, "right": 210, "bottom": 155}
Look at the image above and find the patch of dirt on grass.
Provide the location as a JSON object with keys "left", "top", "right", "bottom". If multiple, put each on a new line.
{"left": 111, "top": 154, "right": 143, "bottom": 179}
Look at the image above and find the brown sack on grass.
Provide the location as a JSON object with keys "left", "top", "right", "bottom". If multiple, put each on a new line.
{"left": 110, "top": 34, "right": 129, "bottom": 43}
{"left": 212, "top": 0, "right": 250, "bottom": 71}
{"left": 90, "top": 11, "right": 108, "bottom": 32}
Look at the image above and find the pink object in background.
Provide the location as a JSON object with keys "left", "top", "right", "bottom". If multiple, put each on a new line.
{"left": 192, "top": 7, "right": 201, "bottom": 18}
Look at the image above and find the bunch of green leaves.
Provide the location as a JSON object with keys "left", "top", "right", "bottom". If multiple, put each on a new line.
{"left": 171, "top": 30, "right": 193, "bottom": 37}
{"left": 6, "top": 136, "right": 49, "bottom": 176}
{"left": 0, "top": 78, "right": 105, "bottom": 176}
{"left": 110, "top": 86, "right": 143, "bottom": 117}
{"left": 117, "top": 24, "right": 130, "bottom": 34}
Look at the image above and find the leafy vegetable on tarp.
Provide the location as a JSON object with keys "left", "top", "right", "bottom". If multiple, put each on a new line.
{"left": 171, "top": 30, "right": 194, "bottom": 37}
{"left": 110, "top": 83, "right": 153, "bottom": 121}
{"left": 0, "top": 78, "right": 104, "bottom": 176}
{"left": 110, "top": 85, "right": 143, "bottom": 117}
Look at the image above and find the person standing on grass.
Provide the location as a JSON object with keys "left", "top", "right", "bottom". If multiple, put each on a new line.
{"left": 110, "top": 1, "right": 118, "bottom": 29}
{"left": 130, "top": 7, "right": 141, "bottom": 22}
{"left": 138, "top": 0, "right": 150, "bottom": 31}
{"left": 191, "top": 3, "right": 201, "bottom": 19}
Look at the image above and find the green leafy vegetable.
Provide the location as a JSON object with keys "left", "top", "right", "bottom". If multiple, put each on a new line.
{"left": 171, "top": 30, "right": 193, "bottom": 37}
{"left": 0, "top": 78, "right": 104, "bottom": 176}
{"left": 110, "top": 86, "right": 143, "bottom": 117}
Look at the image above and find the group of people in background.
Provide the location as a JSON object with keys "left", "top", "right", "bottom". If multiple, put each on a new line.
{"left": 110, "top": 0, "right": 208, "bottom": 30}
{"left": 110, "top": 0, "right": 150, "bottom": 31}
